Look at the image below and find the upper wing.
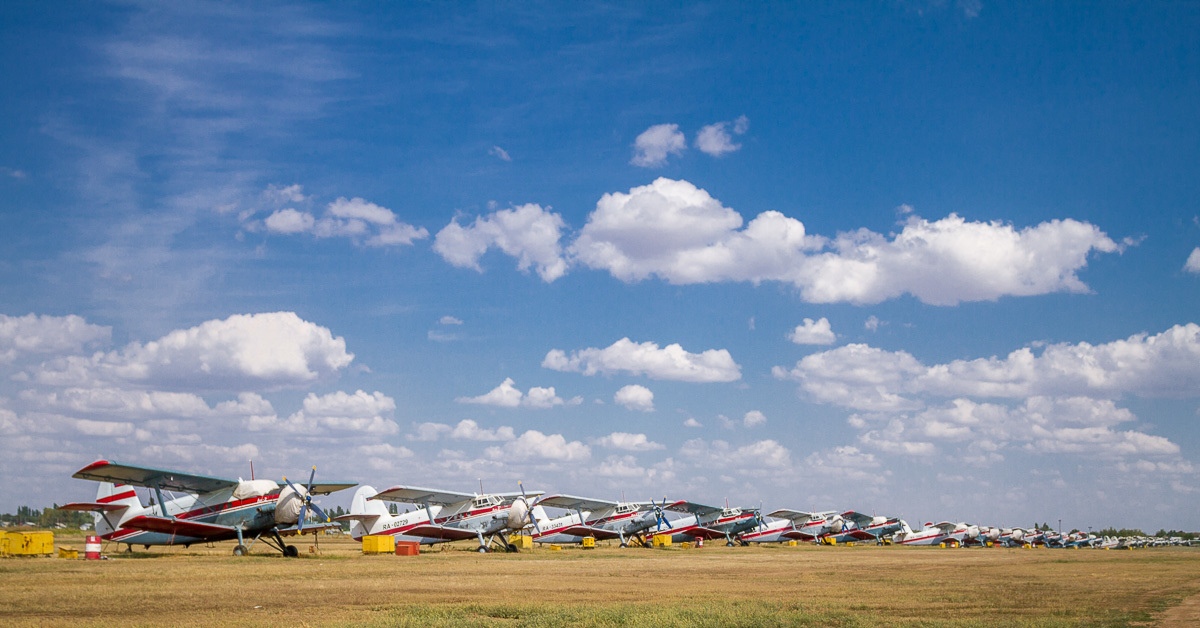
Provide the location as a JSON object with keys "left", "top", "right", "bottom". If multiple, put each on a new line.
{"left": 121, "top": 515, "right": 237, "bottom": 541}
{"left": 371, "top": 486, "right": 479, "bottom": 505}
{"left": 370, "top": 486, "right": 541, "bottom": 505}
{"left": 767, "top": 509, "right": 835, "bottom": 522}
{"left": 841, "top": 511, "right": 875, "bottom": 527}
{"left": 535, "top": 494, "right": 619, "bottom": 512}
{"left": 306, "top": 482, "right": 357, "bottom": 496}
{"left": 58, "top": 501, "right": 129, "bottom": 513}
{"left": 933, "top": 521, "right": 961, "bottom": 533}
{"left": 664, "top": 501, "right": 722, "bottom": 518}
{"left": 73, "top": 460, "right": 237, "bottom": 494}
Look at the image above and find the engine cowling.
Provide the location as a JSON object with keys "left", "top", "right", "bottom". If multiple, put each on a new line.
{"left": 274, "top": 483, "right": 308, "bottom": 526}
{"left": 506, "top": 499, "right": 530, "bottom": 530}
{"left": 827, "top": 516, "right": 845, "bottom": 533}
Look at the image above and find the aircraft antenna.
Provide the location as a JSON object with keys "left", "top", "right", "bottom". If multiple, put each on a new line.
{"left": 249, "top": 459, "right": 255, "bottom": 481}
{"left": 478, "top": 478, "right": 484, "bottom": 495}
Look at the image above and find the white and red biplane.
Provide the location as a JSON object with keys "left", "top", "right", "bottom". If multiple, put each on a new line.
{"left": 335, "top": 482, "right": 542, "bottom": 552}
{"left": 62, "top": 460, "right": 355, "bottom": 557}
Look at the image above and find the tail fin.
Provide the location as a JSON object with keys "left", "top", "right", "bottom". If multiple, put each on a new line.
{"left": 334, "top": 485, "right": 389, "bottom": 539}
{"left": 531, "top": 505, "right": 550, "bottom": 527}
{"left": 94, "top": 482, "right": 142, "bottom": 535}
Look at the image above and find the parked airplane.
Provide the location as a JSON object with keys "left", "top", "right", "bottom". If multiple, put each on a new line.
{"left": 820, "top": 511, "right": 906, "bottom": 544}
{"left": 62, "top": 460, "right": 354, "bottom": 556}
{"left": 336, "top": 482, "right": 542, "bottom": 552}
{"left": 528, "top": 495, "right": 670, "bottom": 546}
{"left": 740, "top": 509, "right": 838, "bottom": 544}
{"left": 650, "top": 501, "right": 761, "bottom": 545}
{"left": 993, "top": 527, "right": 1028, "bottom": 547}
{"left": 891, "top": 521, "right": 980, "bottom": 547}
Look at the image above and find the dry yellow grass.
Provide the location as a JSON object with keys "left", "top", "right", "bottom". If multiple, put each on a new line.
{"left": 2, "top": 536, "right": 1198, "bottom": 627}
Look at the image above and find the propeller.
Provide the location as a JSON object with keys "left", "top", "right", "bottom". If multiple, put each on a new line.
{"left": 280, "top": 466, "right": 330, "bottom": 531}
{"left": 509, "top": 481, "right": 541, "bottom": 534}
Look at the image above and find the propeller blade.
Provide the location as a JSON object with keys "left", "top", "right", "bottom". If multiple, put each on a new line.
{"left": 298, "top": 502, "right": 309, "bottom": 532}
{"left": 519, "top": 481, "right": 541, "bottom": 535}
{"left": 307, "top": 501, "right": 329, "bottom": 524}
{"left": 306, "top": 465, "right": 316, "bottom": 493}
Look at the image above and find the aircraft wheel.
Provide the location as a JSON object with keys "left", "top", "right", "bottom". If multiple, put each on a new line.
{"left": 477, "top": 546, "right": 488, "bottom": 553}
{"left": 505, "top": 543, "right": 518, "bottom": 553}
{"left": 233, "top": 544, "right": 248, "bottom": 556}
{"left": 284, "top": 545, "right": 299, "bottom": 558}
{"left": 726, "top": 541, "right": 735, "bottom": 547}
{"left": 619, "top": 542, "right": 628, "bottom": 548}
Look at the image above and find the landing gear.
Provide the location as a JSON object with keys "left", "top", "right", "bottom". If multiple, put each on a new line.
{"left": 477, "top": 546, "right": 489, "bottom": 553}
{"left": 283, "top": 545, "right": 299, "bottom": 558}
{"left": 726, "top": 541, "right": 735, "bottom": 547}
{"left": 233, "top": 544, "right": 248, "bottom": 556}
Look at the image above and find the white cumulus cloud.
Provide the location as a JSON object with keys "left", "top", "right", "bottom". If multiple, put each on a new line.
{"left": 1185, "top": 247, "right": 1200, "bottom": 274}
{"left": 569, "top": 178, "right": 1121, "bottom": 305}
{"left": 743, "top": 410, "right": 766, "bottom": 427}
{"left": 262, "top": 195, "right": 427, "bottom": 247}
{"left": 434, "top": 203, "right": 568, "bottom": 282}
{"left": 778, "top": 324, "right": 1200, "bottom": 461}
{"left": 788, "top": 317, "right": 836, "bottom": 345}
{"left": 543, "top": 337, "right": 741, "bottom": 383}
{"left": 26, "top": 312, "right": 354, "bottom": 391}
{"left": 613, "top": 384, "right": 655, "bottom": 412}
{"left": 456, "top": 378, "right": 576, "bottom": 409}
{"left": 695, "top": 115, "right": 748, "bottom": 157}
{"left": 0, "top": 314, "right": 111, "bottom": 363}
{"left": 486, "top": 430, "right": 590, "bottom": 462}
{"left": 596, "top": 432, "right": 665, "bottom": 451}
{"left": 630, "top": 123, "right": 686, "bottom": 167}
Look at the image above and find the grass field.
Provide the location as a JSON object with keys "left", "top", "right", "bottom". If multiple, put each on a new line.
{"left": 2, "top": 534, "right": 1198, "bottom": 627}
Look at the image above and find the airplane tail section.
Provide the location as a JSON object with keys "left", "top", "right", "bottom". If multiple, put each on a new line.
{"left": 335, "top": 485, "right": 389, "bottom": 539}
{"left": 94, "top": 482, "right": 142, "bottom": 534}
{"left": 531, "top": 505, "right": 550, "bottom": 528}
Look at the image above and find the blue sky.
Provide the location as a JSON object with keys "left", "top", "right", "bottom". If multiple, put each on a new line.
{"left": 2, "top": 1, "right": 1198, "bottom": 531}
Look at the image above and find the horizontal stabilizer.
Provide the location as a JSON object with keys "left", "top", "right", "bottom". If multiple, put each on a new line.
{"left": 58, "top": 501, "right": 128, "bottom": 513}
{"left": 333, "top": 513, "right": 382, "bottom": 523}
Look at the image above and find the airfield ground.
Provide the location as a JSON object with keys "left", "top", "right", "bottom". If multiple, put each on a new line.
{"left": 2, "top": 534, "right": 1199, "bottom": 627}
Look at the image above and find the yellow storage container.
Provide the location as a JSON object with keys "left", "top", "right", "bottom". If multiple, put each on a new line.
{"left": 652, "top": 534, "right": 672, "bottom": 547}
{"left": 550, "top": 545, "right": 562, "bottom": 551}
{"left": 362, "top": 535, "right": 395, "bottom": 554}
{"left": 787, "top": 540, "right": 798, "bottom": 546}
{"left": 508, "top": 534, "right": 533, "bottom": 549}
{"left": 59, "top": 548, "right": 79, "bottom": 559}
{"left": 5, "top": 532, "right": 53, "bottom": 556}
{"left": 680, "top": 542, "right": 692, "bottom": 549}
{"left": 581, "top": 536, "right": 596, "bottom": 549}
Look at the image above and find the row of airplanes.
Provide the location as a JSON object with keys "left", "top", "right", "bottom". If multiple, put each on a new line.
{"left": 62, "top": 460, "right": 1185, "bottom": 556}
